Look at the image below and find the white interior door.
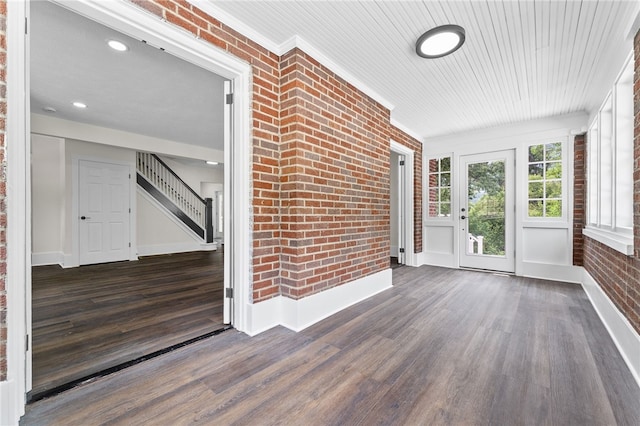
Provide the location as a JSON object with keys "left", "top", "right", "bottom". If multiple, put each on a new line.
{"left": 397, "top": 154, "right": 406, "bottom": 265}
{"left": 459, "top": 150, "right": 515, "bottom": 273}
{"left": 78, "top": 160, "right": 131, "bottom": 265}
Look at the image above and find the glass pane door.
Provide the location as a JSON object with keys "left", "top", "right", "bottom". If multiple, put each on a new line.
{"left": 460, "top": 150, "right": 515, "bottom": 272}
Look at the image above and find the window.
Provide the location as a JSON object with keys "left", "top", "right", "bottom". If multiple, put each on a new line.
{"left": 427, "top": 156, "right": 451, "bottom": 218}
{"left": 585, "top": 52, "right": 634, "bottom": 254}
{"left": 527, "top": 142, "right": 563, "bottom": 218}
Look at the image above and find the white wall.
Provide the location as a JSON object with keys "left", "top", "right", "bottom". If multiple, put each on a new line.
{"left": 422, "top": 113, "right": 587, "bottom": 282}
{"left": 159, "top": 156, "right": 223, "bottom": 196}
{"left": 31, "top": 135, "right": 65, "bottom": 265}
{"left": 31, "top": 130, "right": 215, "bottom": 265}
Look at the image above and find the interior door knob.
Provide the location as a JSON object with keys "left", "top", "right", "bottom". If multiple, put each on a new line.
{"left": 80, "top": 216, "right": 90, "bottom": 220}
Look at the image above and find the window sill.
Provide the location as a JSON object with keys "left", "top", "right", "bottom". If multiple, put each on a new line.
{"left": 582, "top": 227, "right": 634, "bottom": 256}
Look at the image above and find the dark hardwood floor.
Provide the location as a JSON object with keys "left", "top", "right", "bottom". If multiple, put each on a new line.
{"left": 23, "top": 265, "right": 640, "bottom": 425}
{"left": 30, "top": 249, "right": 224, "bottom": 397}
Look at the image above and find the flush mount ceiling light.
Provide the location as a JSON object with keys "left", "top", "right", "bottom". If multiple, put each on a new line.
{"left": 206, "top": 161, "right": 219, "bottom": 165}
{"left": 72, "top": 101, "right": 87, "bottom": 109}
{"left": 107, "top": 39, "right": 128, "bottom": 52}
{"left": 416, "top": 24, "right": 466, "bottom": 58}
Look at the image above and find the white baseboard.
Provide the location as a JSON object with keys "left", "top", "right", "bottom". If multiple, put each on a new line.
{"left": 31, "top": 251, "right": 64, "bottom": 267}
{"left": 137, "top": 241, "right": 217, "bottom": 257}
{"left": 0, "top": 379, "right": 21, "bottom": 426}
{"left": 522, "top": 262, "right": 582, "bottom": 283}
{"left": 245, "top": 268, "right": 393, "bottom": 336}
{"left": 581, "top": 269, "right": 640, "bottom": 388}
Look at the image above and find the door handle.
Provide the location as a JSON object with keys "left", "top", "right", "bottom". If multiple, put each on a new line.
{"left": 80, "top": 216, "right": 91, "bottom": 220}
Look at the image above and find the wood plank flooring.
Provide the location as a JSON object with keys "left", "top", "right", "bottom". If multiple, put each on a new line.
{"left": 31, "top": 249, "right": 224, "bottom": 397}
{"left": 22, "top": 265, "right": 640, "bottom": 425}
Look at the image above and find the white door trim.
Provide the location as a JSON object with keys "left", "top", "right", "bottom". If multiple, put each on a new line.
{"left": 4, "top": 1, "right": 253, "bottom": 422}
{"left": 390, "top": 141, "right": 416, "bottom": 266}
{"left": 3, "top": 0, "right": 29, "bottom": 422}
{"left": 71, "top": 156, "right": 137, "bottom": 267}
{"left": 459, "top": 149, "right": 516, "bottom": 273}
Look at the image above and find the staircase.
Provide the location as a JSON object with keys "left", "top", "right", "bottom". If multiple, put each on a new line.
{"left": 136, "top": 152, "right": 214, "bottom": 243}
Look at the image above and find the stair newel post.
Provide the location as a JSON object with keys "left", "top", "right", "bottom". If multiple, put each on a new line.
{"left": 205, "top": 198, "right": 214, "bottom": 243}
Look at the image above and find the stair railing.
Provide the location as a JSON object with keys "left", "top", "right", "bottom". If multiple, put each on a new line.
{"left": 136, "top": 152, "right": 213, "bottom": 242}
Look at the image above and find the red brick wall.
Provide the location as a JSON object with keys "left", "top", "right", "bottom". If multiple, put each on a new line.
{"left": 389, "top": 126, "right": 423, "bottom": 253}
{"left": 579, "top": 30, "right": 640, "bottom": 335}
{"left": 573, "top": 134, "right": 585, "bottom": 266}
{"left": 279, "top": 48, "right": 391, "bottom": 299}
{"left": 126, "top": 1, "right": 414, "bottom": 304}
{"left": 0, "top": 0, "right": 6, "bottom": 382}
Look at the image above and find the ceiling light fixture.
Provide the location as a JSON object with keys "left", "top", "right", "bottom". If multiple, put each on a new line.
{"left": 107, "top": 39, "right": 128, "bottom": 52}
{"left": 416, "top": 24, "right": 465, "bottom": 58}
{"left": 206, "top": 161, "right": 219, "bottom": 165}
{"left": 72, "top": 101, "right": 87, "bottom": 109}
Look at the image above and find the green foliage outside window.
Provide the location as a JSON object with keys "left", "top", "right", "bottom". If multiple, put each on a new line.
{"left": 428, "top": 156, "right": 451, "bottom": 217}
{"left": 467, "top": 161, "right": 506, "bottom": 256}
{"left": 528, "top": 142, "right": 562, "bottom": 217}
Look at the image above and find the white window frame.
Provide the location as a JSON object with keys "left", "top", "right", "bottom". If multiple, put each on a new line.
{"left": 425, "top": 153, "right": 453, "bottom": 222}
{"left": 525, "top": 140, "right": 566, "bottom": 221}
{"left": 584, "top": 52, "right": 634, "bottom": 255}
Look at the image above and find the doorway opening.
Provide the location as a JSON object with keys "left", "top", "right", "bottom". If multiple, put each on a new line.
{"left": 390, "top": 141, "right": 415, "bottom": 268}
{"left": 28, "top": 1, "right": 234, "bottom": 400}
{"left": 459, "top": 150, "right": 515, "bottom": 273}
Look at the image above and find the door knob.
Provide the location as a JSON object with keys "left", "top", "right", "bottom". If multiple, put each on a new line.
{"left": 80, "top": 216, "right": 90, "bottom": 220}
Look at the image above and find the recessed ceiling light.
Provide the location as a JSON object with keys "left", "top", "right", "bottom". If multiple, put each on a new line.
{"left": 72, "top": 101, "right": 87, "bottom": 109}
{"left": 206, "top": 161, "right": 219, "bottom": 165}
{"left": 416, "top": 24, "right": 466, "bottom": 59}
{"left": 42, "top": 106, "right": 57, "bottom": 113}
{"left": 107, "top": 39, "right": 128, "bottom": 52}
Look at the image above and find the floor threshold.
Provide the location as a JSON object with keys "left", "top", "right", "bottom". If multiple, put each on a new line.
{"left": 27, "top": 325, "right": 233, "bottom": 403}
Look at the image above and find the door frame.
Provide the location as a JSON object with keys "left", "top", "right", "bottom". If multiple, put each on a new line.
{"left": 390, "top": 141, "right": 415, "bottom": 266}
{"left": 72, "top": 157, "right": 137, "bottom": 267}
{"left": 458, "top": 149, "right": 516, "bottom": 273}
{"left": 4, "top": 0, "right": 253, "bottom": 419}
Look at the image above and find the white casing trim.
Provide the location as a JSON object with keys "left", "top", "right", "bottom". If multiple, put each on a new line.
{"left": 245, "top": 269, "right": 393, "bottom": 336}
{"left": 3, "top": 0, "right": 29, "bottom": 423}
{"left": 390, "top": 140, "right": 416, "bottom": 267}
{"left": 581, "top": 269, "right": 640, "bottom": 388}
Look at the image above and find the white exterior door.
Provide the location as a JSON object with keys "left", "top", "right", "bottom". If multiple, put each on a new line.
{"left": 459, "top": 150, "right": 515, "bottom": 273}
{"left": 79, "top": 160, "right": 131, "bottom": 265}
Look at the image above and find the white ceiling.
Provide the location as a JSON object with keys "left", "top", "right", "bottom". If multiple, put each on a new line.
{"left": 30, "top": 0, "right": 227, "bottom": 150}
{"left": 206, "top": 0, "right": 639, "bottom": 139}
{"left": 30, "top": 0, "right": 640, "bottom": 144}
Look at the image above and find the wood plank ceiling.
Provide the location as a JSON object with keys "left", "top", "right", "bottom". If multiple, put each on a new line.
{"left": 207, "top": 0, "right": 639, "bottom": 139}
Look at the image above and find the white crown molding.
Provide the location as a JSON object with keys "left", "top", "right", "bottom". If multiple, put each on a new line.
{"left": 282, "top": 35, "right": 395, "bottom": 111}
{"left": 391, "top": 118, "right": 424, "bottom": 143}
{"left": 187, "top": 1, "right": 397, "bottom": 113}
{"left": 187, "top": 0, "right": 282, "bottom": 53}
{"left": 626, "top": 5, "right": 640, "bottom": 40}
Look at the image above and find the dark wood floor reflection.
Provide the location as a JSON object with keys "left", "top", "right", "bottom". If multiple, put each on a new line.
{"left": 31, "top": 249, "right": 224, "bottom": 397}
{"left": 23, "top": 265, "right": 640, "bottom": 425}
